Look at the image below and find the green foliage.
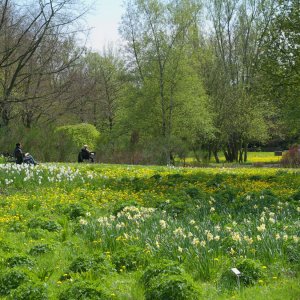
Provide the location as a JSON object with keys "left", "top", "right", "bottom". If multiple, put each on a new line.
{"left": 27, "top": 218, "right": 61, "bottom": 232}
{"left": 58, "top": 281, "right": 111, "bottom": 300}
{"left": 68, "top": 255, "right": 114, "bottom": 275}
{"left": 0, "top": 269, "right": 28, "bottom": 296}
{"left": 9, "top": 283, "right": 48, "bottom": 300}
{"left": 141, "top": 260, "right": 184, "bottom": 288}
{"left": 112, "top": 246, "right": 148, "bottom": 272}
{"left": 64, "top": 203, "right": 86, "bottom": 220}
{"left": 28, "top": 244, "right": 52, "bottom": 256}
{"left": 55, "top": 123, "right": 100, "bottom": 161}
{"left": 219, "top": 258, "right": 266, "bottom": 290}
{"left": 144, "top": 274, "right": 201, "bottom": 300}
{"left": 6, "top": 256, "right": 34, "bottom": 269}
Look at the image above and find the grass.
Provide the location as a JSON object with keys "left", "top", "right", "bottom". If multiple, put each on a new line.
{"left": 177, "top": 152, "right": 282, "bottom": 165}
{"left": 0, "top": 163, "right": 299, "bottom": 299}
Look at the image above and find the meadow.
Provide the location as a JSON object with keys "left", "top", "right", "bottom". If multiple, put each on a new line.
{"left": 0, "top": 163, "right": 299, "bottom": 299}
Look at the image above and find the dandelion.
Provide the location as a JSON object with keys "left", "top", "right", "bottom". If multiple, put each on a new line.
{"left": 214, "top": 235, "right": 220, "bottom": 241}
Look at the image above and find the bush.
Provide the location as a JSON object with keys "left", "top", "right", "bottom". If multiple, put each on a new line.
{"left": 27, "top": 218, "right": 61, "bottom": 232}
{"left": 55, "top": 123, "right": 100, "bottom": 162}
{"left": 281, "top": 145, "right": 300, "bottom": 167}
{"left": 141, "top": 260, "right": 184, "bottom": 288}
{"left": 58, "top": 281, "right": 111, "bottom": 300}
{"left": 29, "top": 244, "right": 52, "bottom": 256}
{"left": 219, "top": 258, "right": 265, "bottom": 290}
{"left": 144, "top": 274, "right": 200, "bottom": 300}
{"left": 112, "top": 246, "right": 148, "bottom": 272}
{"left": 9, "top": 283, "right": 48, "bottom": 300}
{"left": 64, "top": 203, "right": 86, "bottom": 220}
{"left": 0, "top": 269, "right": 28, "bottom": 296}
{"left": 6, "top": 255, "right": 34, "bottom": 268}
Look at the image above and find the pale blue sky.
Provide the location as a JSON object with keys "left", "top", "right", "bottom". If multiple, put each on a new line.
{"left": 85, "top": 0, "right": 124, "bottom": 51}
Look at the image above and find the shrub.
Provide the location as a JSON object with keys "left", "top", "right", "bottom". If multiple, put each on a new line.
{"left": 0, "top": 269, "right": 28, "bottom": 296}
{"left": 68, "top": 255, "right": 114, "bottom": 275}
{"left": 29, "top": 244, "right": 52, "bottom": 256}
{"left": 219, "top": 258, "right": 265, "bottom": 290}
{"left": 6, "top": 255, "right": 34, "bottom": 268}
{"left": 281, "top": 145, "right": 300, "bottom": 167}
{"left": 141, "top": 260, "right": 184, "bottom": 288}
{"left": 69, "top": 257, "right": 94, "bottom": 273}
{"left": 58, "top": 281, "right": 111, "bottom": 300}
{"left": 64, "top": 203, "right": 86, "bottom": 220}
{"left": 9, "top": 283, "right": 48, "bottom": 300}
{"left": 144, "top": 274, "right": 200, "bottom": 300}
{"left": 55, "top": 123, "right": 100, "bottom": 162}
{"left": 112, "top": 246, "right": 148, "bottom": 272}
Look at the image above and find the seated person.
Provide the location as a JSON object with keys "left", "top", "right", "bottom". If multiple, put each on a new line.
{"left": 14, "top": 143, "right": 24, "bottom": 164}
{"left": 78, "top": 145, "right": 94, "bottom": 163}
{"left": 23, "top": 153, "right": 38, "bottom": 165}
{"left": 13, "top": 143, "right": 38, "bottom": 165}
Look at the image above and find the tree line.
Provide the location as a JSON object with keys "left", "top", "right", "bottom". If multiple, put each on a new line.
{"left": 0, "top": 0, "right": 299, "bottom": 164}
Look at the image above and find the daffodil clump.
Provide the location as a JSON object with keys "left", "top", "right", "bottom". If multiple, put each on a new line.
{"left": 0, "top": 163, "right": 299, "bottom": 298}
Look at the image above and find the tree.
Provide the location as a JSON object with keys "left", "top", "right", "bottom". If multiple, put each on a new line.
{"left": 201, "top": 0, "right": 276, "bottom": 162}
{"left": 120, "top": 0, "right": 211, "bottom": 164}
{"left": 0, "top": 0, "right": 89, "bottom": 126}
{"left": 259, "top": 0, "right": 300, "bottom": 138}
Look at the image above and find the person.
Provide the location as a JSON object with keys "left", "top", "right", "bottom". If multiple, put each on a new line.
{"left": 23, "top": 152, "right": 38, "bottom": 165}
{"left": 13, "top": 143, "right": 23, "bottom": 164}
{"left": 13, "top": 143, "right": 38, "bottom": 165}
{"left": 78, "top": 145, "right": 94, "bottom": 163}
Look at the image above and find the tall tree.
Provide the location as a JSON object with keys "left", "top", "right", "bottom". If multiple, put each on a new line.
{"left": 120, "top": 0, "right": 211, "bottom": 164}
{"left": 202, "top": 0, "right": 276, "bottom": 162}
{"left": 0, "top": 0, "right": 89, "bottom": 126}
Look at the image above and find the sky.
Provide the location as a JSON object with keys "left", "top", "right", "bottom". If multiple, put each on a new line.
{"left": 84, "top": 0, "right": 124, "bottom": 51}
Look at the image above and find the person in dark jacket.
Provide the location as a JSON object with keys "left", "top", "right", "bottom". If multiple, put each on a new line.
{"left": 13, "top": 143, "right": 24, "bottom": 164}
{"left": 78, "top": 145, "right": 94, "bottom": 163}
{"left": 13, "top": 143, "right": 38, "bottom": 165}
